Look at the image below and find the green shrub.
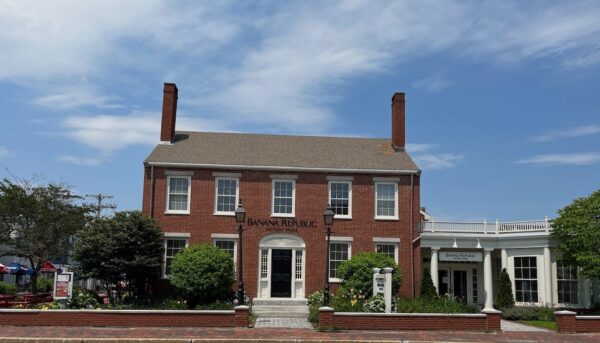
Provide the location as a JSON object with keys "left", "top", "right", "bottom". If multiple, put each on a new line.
{"left": 337, "top": 252, "right": 402, "bottom": 297}
{"left": 196, "top": 300, "right": 234, "bottom": 310}
{"left": 395, "top": 296, "right": 478, "bottom": 314}
{"left": 332, "top": 288, "right": 365, "bottom": 312}
{"left": 307, "top": 290, "right": 327, "bottom": 323}
{"left": 495, "top": 268, "right": 515, "bottom": 309}
{"left": 363, "top": 294, "right": 385, "bottom": 313}
{"left": 502, "top": 306, "right": 555, "bottom": 321}
{"left": 36, "top": 276, "right": 53, "bottom": 292}
{"left": 0, "top": 281, "right": 17, "bottom": 294}
{"left": 170, "top": 244, "right": 235, "bottom": 309}
{"left": 67, "top": 288, "right": 101, "bottom": 309}
{"left": 419, "top": 267, "right": 437, "bottom": 300}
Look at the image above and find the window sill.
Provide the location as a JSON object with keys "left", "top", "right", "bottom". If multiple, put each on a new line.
{"left": 329, "top": 278, "right": 343, "bottom": 283}
{"left": 271, "top": 213, "right": 295, "bottom": 218}
{"left": 165, "top": 211, "right": 190, "bottom": 215}
{"left": 334, "top": 215, "right": 352, "bottom": 220}
{"left": 213, "top": 212, "right": 235, "bottom": 216}
{"left": 374, "top": 216, "right": 399, "bottom": 221}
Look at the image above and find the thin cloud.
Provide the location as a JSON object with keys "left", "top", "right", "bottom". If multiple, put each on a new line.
{"left": 530, "top": 125, "right": 600, "bottom": 142}
{"left": 407, "top": 143, "right": 464, "bottom": 170}
{"left": 412, "top": 76, "right": 452, "bottom": 93}
{"left": 58, "top": 155, "right": 107, "bottom": 166}
{"left": 0, "top": 147, "right": 8, "bottom": 158}
{"left": 33, "top": 88, "right": 122, "bottom": 110}
{"left": 516, "top": 152, "right": 600, "bottom": 166}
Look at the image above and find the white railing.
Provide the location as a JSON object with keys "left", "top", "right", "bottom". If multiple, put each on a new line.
{"left": 421, "top": 217, "right": 551, "bottom": 234}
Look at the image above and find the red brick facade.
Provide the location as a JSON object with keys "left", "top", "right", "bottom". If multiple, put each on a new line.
{"left": 142, "top": 167, "right": 421, "bottom": 299}
{"left": 556, "top": 311, "right": 600, "bottom": 333}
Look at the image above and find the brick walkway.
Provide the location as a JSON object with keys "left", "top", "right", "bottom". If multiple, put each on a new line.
{"left": 254, "top": 317, "right": 313, "bottom": 329}
{"left": 1, "top": 325, "right": 600, "bottom": 342}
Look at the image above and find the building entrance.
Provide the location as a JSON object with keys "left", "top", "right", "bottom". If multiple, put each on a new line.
{"left": 271, "top": 249, "right": 292, "bottom": 297}
{"left": 438, "top": 266, "right": 475, "bottom": 304}
{"left": 453, "top": 270, "right": 467, "bottom": 303}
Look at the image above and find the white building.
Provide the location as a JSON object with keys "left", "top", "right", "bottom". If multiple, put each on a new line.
{"left": 420, "top": 216, "right": 598, "bottom": 309}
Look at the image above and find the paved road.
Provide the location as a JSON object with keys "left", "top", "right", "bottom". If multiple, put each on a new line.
{"left": 1, "top": 325, "right": 600, "bottom": 342}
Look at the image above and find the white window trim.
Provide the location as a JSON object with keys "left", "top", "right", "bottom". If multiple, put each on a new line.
{"left": 213, "top": 177, "right": 240, "bottom": 216}
{"left": 328, "top": 180, "right": 352, "bottom": 219}
{"left": 374, "top": 242, "right": 399, "bottom": 264}
{"left": 271, "top": 179, "right": 296, "bottom": 217}
{"left": 329, "top": 241, "right": 352, "bottom": 283}
{"left": 165, "top": 175, "right": 191, "bottom": 214}
{"left": 374, "top": 181, "right": 399, "bottom": 220}
{"left": 163, "top": 237, "right": 189, "bottom": 278}
{"left": 213, "top": 238, "right": 238, "bottom": 271}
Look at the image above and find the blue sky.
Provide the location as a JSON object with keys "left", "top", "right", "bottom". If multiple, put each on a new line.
{"left": 0, "top": 1, "right": 599, "bottom": 221}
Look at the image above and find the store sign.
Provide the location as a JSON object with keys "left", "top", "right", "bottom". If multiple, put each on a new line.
{"left": 439, "top": 251, "right": 482, "bottom": 262}
{"left": 53, "top": 272, "right": 74, "bottom": 300}
{"left": 246, "top": 217, "right": 317, "bottom": 233}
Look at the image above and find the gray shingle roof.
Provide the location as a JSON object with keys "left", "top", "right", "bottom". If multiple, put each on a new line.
{"left": 144, "top": 131, "right": 420, "bottom": 174}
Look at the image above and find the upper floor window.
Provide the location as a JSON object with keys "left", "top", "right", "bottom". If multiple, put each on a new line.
{"left": 166, "top": 175, "right": 191, "bottom": 214}
{"left": 164, "top": 237, "right": 188, "bottom": 277}
{"left": 214, "top": 177, "right": 239, "bottom": 215}
{"left": 375, "top": 182, "right": 398, "bottom": 219}
{"left": 272, "top": 179, "right": 295, "bottom": 216}
{"left": 329, "top": 181, "right": 352, "bottom": 218}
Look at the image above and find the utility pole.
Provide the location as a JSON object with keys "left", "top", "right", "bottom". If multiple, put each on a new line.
{"left": 84, "top": 194, "right": 117, "bottom": 219}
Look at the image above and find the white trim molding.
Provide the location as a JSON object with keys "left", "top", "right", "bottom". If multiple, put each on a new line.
{"left": 328, "top": 180, "right": 352, "bottom": 219}
{"left": 213, "top": 176, "right": 240, "bottom": 216}
{"left": 211, "top": 233, "right": 240, "bottom": 239}
{"left": 373, "top": 237, "right": 400, "bottom": 243}
{"left": 374, "top": 181, "right": 399, "bottom": 220}
{"left": 271, "top": 179, "right": 296, "bottom": 217}
{"left": 329, "top": 236, "right": 353, "bottom": 242}
{"left": 164, "top": 232, "right": 191, "bottom": 238}
{"left": 165, "top": 174, "right": 192, "bottom": 215}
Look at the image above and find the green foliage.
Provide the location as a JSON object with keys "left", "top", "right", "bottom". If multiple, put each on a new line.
{"left": 363, "top": 294, "right": 385, "bottom": 313}
{"left": 196, "top": 300, "right": 234, "bottom": 310}
{"left": 502, "top": 306, "right": 555, "bottom": 321}
{"left": 307, "top": 290, "right": 326, "bottom": 323}
{"left": 332, "top": 288, "right": 366, "bottom": 312}
{"left": 67, "top": 288, "right": 101, "bottom": 309}
{"left": 0, "top": 281, "right": 17, "bottom": 294}
{"left": 73, "top": 211, "right": 164, "bottom": 304}
{"left": 419, "top": 267, "right": 437, "bottom": 300}
{"left": 337, "top": 252, "right": 402, "bottom": 297}
{"left": 169, "top": 243, "right": 234, "bottom": 309}
{"left": 495, "top": 268, "right": 515, "bottom": 309}
{"left": 551, "top": 189, "right": 600, "bottom": 279}
{"left": 395, "top": 296, "right": 479, "bottom": 314}
{"left": 0, "top": 179, "right": 88, "bottom": 292}
{"left": 36, "top": 276, "right": 53, "bottom": 293}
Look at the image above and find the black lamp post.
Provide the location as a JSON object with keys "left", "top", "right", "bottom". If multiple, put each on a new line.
{"left": 235, "top": 199, "right": 246, "bottom": 305}
{"left": 323, "top": 205, "right": 335, "bottom": 306}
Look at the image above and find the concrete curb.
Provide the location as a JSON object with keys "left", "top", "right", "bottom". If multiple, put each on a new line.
{"left": 0, "top": 339, "right": 447, "bottom": 343}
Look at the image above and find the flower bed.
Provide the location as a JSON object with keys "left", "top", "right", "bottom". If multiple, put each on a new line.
{"left": 0, "top": 306, "right": 249, "bottom": 327}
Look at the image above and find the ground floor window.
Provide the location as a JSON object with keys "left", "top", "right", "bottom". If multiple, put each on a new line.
{"left": 472, "top": 268, "right": 479, "bottom": 304}
{"left": 514, "top": 256, "right": 538, "bottom": 303}
{"left": 295, "top": 250, "right": 303, "bottom": 280}
{"left": 214, "top": 239, "right": 237, "bottom": 270}
{"left": 260, "top": 249, "right": 269, "bottom": 279}
{"left": 329, "top": 242, "right": 350, "bottom": 281}
{"left": 164, "top": 238, "right": 188, "bottom": 277}
{"left": 375, "top": 243, "right": 398, "bottom": 263}
{"left": 557, "top": 262, "right": 578, "bottom": 304}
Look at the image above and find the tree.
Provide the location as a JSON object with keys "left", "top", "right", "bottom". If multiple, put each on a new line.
{"left": 73, "top": 211, "right": 164, "bottom": 304}
{"left": 337, "top": 252, "right": 402, "bottom": 297}
{"left": 0, "top": 179, "right": 88, "bottom": 292}
{"left": 170, "top": 244, "right": 234, "bottom": 309}
{"left": 495, "top": 268, "right": 515, "bottom": 309}
{"left": 419, "top": 267, "right": 437, "bottom": 300}
{"left": 551, "top": 189, "right": 600, "bottom": 279}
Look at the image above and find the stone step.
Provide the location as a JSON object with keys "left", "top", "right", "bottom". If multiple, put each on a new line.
{"left": 252, "top": 298, "right": 308, "bottom": 306}
{"left": 252, "top": 303, "right": 309, "bottom": 318}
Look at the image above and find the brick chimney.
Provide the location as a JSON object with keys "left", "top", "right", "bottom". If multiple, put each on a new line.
{"left": 391, "top": 92, "right": 405, "bottom": 149}
{"left": 160, "top": 83, "right": 178, "bottom": 143}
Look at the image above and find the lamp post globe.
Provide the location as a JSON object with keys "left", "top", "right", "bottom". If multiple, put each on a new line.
{"left": 235, "top": 200, "right": 246, "bottom": 305}
{"left": 323, "top": 205, "right": 335, "bottom": 306}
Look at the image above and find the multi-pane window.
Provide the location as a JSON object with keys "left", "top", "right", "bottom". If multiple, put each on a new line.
{"left": 375, "top": 243, "right": 397, "bottom": 263}
{"left": 272, "top": 180, "right": 294, "bottom": 215}
{"left": 472, "top": 269, "right": 479, "bottom": 304}
{"left": 329, "top": 242, "right": 350, "bottom": 280}
{"left": 557, "top": 262, "right": 578, "bottom": 304}
{"left": 215, "top": 178, "right": 238, "bottom": 214}
{"left": 164, "top": 238, "right": 187, "bottom": 276}
{"left": 295, "top": 250, "right": 303, "bottom": 280}
{"left": 329, "top": 182, "right": 351, "bottom": 217}
{"left": 514, "top": 257, "right": 538, "bottom": 303}
{"left": 260, "top": 249, "right": 269, "bottom": 279}
{"left": 214, "top": 239, "right": 237, "bottom": 274}
{"left": 375, "top": 182, "right": 397, "bottom": 218}
{"left": 167, "top": 176, "right": 190, "bottom": 213}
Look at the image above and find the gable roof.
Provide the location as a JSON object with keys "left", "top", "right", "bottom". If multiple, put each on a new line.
{"left": 145, "top": 131, "right": 420, "bottom": 174}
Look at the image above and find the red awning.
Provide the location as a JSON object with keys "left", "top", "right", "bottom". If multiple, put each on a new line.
{"left": 40, "top": 261, "right": 57, "bottom": 273}
{"left": 0, "top": 263, "right": 8, "bottom": 274}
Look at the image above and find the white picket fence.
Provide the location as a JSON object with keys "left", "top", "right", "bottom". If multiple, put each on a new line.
{"left": 420, "top": 218, "right": 551, "bottom": 234}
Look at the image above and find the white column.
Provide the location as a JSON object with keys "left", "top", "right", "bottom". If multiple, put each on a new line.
{"left": 431, "top": 248, "right": 439, "bottom": 293}
{"left": 501, "top": 249, "right": 508, "bottom": 272}
{"left": 483, "top": 248, "right": 494, "bottom": 310}
{"left": 543, "top": 247, "right": 552, "bottom": 306}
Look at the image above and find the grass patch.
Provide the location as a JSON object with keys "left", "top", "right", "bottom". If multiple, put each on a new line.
{"left": 518, "top": 320, "right": 557, "bottom": 331}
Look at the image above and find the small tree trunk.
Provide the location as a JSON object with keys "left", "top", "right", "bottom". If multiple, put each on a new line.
{"left": 28, "top": 257, "right": 38, "bottom": 294}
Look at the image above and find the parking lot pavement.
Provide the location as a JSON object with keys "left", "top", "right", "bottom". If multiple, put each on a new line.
{"left": 1, "top": 325, "right": 600, "bottom": 342}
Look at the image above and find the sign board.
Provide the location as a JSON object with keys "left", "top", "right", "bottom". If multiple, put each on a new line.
{"left": 53, "top": 272, "right": 74, "bottom": 300}
{"left": 439, "top": 251, "right": 482, "bottom": 262}
{"left": 375, "top": 276, "right": 385, "bottom": 294}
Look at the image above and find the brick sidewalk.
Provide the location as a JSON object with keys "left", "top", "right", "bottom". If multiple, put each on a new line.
{"left": 1, "top": 325, "right": 600, "bottom": 342}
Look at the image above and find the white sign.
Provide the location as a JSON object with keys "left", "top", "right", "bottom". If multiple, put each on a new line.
{"left": 53, "top": 272, "right": 74, "bottom": 300}
{"left": 439, "top": 251, "right": 482, "bottom": 262}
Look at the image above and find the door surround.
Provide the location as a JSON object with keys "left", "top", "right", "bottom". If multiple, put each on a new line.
{"left": 257, "top": 234, "right": 306, "bottom": 299}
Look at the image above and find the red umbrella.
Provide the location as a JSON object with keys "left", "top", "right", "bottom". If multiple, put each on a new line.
{"left": 0, "top": 263, "right": 8, "bottom": 274}
{"left": 40, "top": 261, "right": 57, "bottom": 273}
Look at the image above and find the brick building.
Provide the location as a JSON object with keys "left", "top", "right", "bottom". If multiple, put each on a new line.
{"left": 142, "top": 83, "right": 422, "bottom": 300}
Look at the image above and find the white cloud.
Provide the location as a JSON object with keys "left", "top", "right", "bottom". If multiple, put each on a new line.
{"left": 412, "top": 76, "right": 453, "bottom": 93}
{"left": 33, "top": 87, "right": 121, "bottom": 109}
{"left": 407, "top": 143, "right": 464, "bottom": 170}
{"left": 58, "top": 155, "right": 107, "bottom": 166}
{"left": 530, "top": 125, "right": 600, "bottom": 142}
{"left": 62, "top": 112, "right": 230, "bottom": 153}
{"left": 516, "top": 152, "right": 600, "bottom": 166}
{"left": 0, "top": 147, "right": 8, "bottom": 158}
